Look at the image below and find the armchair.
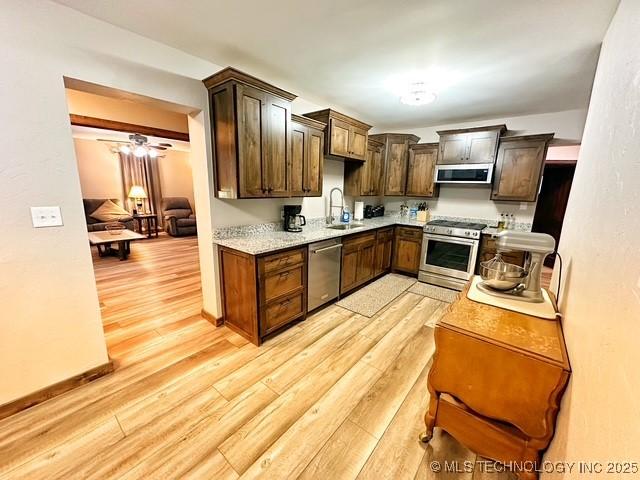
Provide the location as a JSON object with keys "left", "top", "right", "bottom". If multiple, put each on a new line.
{"left": 162, "top": 197, "right": 197, "bottom": 237}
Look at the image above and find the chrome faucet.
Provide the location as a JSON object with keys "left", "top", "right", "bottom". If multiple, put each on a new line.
{"left": 327, "top": 187, "right": 344, "bottom": 225}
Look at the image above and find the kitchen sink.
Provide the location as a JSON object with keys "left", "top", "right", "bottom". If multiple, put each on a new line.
{"left": 326, "top": 223, "right": 365, "bottom": 230}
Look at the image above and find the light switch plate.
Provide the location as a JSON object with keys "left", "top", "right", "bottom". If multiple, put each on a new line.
{"left": 31, "top": 206, "right": 63, "bottom": 228}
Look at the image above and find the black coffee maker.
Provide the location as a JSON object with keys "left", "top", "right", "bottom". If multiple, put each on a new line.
{"left": 283, "top": 205, "right": 306, "bottom": 232}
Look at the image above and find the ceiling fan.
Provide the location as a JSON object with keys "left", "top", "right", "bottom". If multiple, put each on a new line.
{"left": 98, "top": 133, "right": 173, "bottom": 158}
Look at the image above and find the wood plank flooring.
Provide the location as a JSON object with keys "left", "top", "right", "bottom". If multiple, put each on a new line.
{"left": 0, "top": 234, "right": 514, "bottom": 479}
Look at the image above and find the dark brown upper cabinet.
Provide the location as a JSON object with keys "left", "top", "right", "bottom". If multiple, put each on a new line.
{"left": 436, "top": 125, "right": 506, "bottom": 165}
{"left": 203, "top": 67, "right": 297, "bottom": 199}
{"left": 491, "top": 133, "right": 554, "bottom": 202}
{"left": 369, "top": 133, "right": 420, "bottom": 196}
{"left": 344, "top": 138, "right": 384, "bottom": 196}
{"left": 290, "top": 114, "right": 325, "bottom": 197}
{"left": 406, "top": 143, "right": 439, "bottom": 198}
{"left": 303, "top": 109, "right": 372, "bottom": 161}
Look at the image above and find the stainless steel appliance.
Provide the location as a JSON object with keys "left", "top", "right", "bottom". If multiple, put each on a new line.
{"left": 435, "top": 163, "right": 493, "bottom": 184}
{"left": 478, "top": 230, "right": 555, "bottom": 303}
{"left": 308, "top": 238, "right": 342, "bottom": 311}
{"left": 284, "top": 205, "right": 306, "bottom": 232}
{"left": 419, "top": 219, "right": 486, "bottom": 290}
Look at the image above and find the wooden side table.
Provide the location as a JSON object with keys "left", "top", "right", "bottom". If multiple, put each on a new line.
{"left": 132, "top": 214, "right": 159, "bottom": 239}
{"left": 421, "top": 284, "right": 570, "bottom": 480}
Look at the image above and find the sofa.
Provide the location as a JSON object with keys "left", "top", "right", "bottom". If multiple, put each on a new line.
{"left": 83, "top": 198, "right": 134, "bottom": 232}
{"left": 162, "top": 197, "right": 197, "bottom": 237}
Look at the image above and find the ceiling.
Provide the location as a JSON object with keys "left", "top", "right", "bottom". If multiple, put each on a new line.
{"left": 55, "top": 0, "right": 619, "bottom": 129}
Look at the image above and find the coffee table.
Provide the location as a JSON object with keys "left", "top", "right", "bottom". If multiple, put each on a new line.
{"left": 88, "top": 229, "right": 145, "bottom": 261}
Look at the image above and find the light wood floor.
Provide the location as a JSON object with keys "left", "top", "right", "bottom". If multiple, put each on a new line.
{"left": 0, "top": 235, "right": 514, "bottom": 479}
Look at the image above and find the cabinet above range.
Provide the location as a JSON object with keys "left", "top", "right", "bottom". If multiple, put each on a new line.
{"left": 303, "top": 109, "right": 372, "bottom": 161}
{"left": 436, "top": 124, "right": 506, "bottom": 165}
{"left": 203, "top": 67, "right": 297, "bottom": 199}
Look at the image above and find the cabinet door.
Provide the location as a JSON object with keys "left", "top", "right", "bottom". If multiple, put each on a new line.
{"left": 341, "top": 247, "right": 359, "bottom": 294}
{"left": 356, "top": 241, "right": 376, "bottom": 283}
{"left": 491, "top": 139, "right": 547, "bottom": 202}
{"left": 393, "top": 236, "right": 422, "bottom": 275}
{"left": 349, "top": 125, "right": 368, "bottom": 161}
{"left": 406, "top": 146, "right": 438, "bottom": 197}
{"left": 236, "top": 84, "right": 268, "bottom": 197}
{"left": 306, "top": 127, "right": 324, "bottom": 196}
{"left": 438, "top": 133, "right": 468, "bottom": 165}
{"left": 290, "top": 122, "right": 306, "bottom": 196}
{"left": 384, "top": 141, "right": 409, "bottom": 196}
{"left": 330, "top": 118, "right": 351, "bottom": 157}
{"left": 466, "top": 130, "right": 500, "bottom": 164}
{"left": 264, "top": 95, "right": 290, "bottom": 197}
{"left": 375, "top": 228, "right": 394, "bottom": 276}
{"left": 368, "top": 144, "right": 383, "bottom": 196}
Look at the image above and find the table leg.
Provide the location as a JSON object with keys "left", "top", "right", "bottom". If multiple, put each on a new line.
{"left": 118, "top": 240, "right": 129, "bottom": 260}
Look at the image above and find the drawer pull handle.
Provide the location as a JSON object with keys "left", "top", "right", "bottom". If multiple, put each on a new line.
{"left": 280, "top": 271, "right": 290, "bottom": 278}
{"left": 281, "top": 299, "right": 291, "bottom": 306}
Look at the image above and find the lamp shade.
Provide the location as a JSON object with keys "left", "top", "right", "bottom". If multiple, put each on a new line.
{"left": 128, "top": 185, "right": 148, "bottom": 199}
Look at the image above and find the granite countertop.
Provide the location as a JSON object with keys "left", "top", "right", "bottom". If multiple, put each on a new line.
{"left": 212, "top": 216, "right": 426, "bottom": 255}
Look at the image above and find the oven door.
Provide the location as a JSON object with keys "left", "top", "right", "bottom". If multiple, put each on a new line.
{"left": 420, "top": 233, "right": 479, "bottom": 281}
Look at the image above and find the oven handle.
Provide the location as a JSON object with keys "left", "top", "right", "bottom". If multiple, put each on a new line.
{"left": 423, "top": 233, "right": 479, "bottom": 247}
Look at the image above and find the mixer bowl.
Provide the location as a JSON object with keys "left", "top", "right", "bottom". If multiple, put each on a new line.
{"left": 479, "top": 259, "right": 527, "bottom": 291}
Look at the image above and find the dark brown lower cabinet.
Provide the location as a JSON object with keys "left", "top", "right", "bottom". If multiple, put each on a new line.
{"left": 392, "top": 226, "right": 423, "bottom": 276}
{"left": 219, "top": 246, "right": 307, "bottom": 345}
{"left": 341, "top": 231, "right": 376, "bottom": 295}
{"left": 374, "top": 227, "right": 394, "bottom": 276}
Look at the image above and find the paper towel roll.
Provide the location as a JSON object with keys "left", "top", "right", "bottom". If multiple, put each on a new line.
{"left": 354, "top": 201, "right": 364, "bottom": 221}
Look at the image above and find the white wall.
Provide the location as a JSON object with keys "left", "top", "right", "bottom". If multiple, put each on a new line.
{"left": 0, "top": 0, "right": 217, "bottom": 405}
{"left": 371, "top": 109, "right": 587, "bottom": 224}
{"left": 544, "top": 1, "right": 640, "bottom": 475}
{"left": 73, "top": 138, "right": 123, "bottom": 201}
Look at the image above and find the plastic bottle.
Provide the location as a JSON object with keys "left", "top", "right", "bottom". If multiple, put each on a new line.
{"left": 498, "top": 213, "right": 506, "bottom": 230}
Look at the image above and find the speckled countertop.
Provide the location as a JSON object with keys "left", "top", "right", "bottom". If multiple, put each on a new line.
{"left": 212, "top": 214, "right": 533, "bottom": 255}
{"left": 212, "top": 216, "right": 426, "bottom": 255}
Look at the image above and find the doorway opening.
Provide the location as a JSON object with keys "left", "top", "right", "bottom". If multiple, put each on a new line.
{"left": 63, "top": 79, "right": 227, "bottom": 368}
{"left": 532, "top": 145, "right": 579, "bottom": 287}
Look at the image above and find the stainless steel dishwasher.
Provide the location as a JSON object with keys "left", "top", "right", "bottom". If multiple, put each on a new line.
{"left": 308, "top": 238, "right": 342, "bottom": 311}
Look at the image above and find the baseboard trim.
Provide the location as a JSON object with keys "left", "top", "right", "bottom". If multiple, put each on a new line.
{"left": 201, "top": 308, "right": 224, "bottom": 327}
{"left": 0, "top": 360, "right": 114, "bottom": 421}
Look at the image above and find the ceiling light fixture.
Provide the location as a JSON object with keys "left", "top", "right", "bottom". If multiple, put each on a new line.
{"left": 387, "top": 68, "right": 459, "bottom": 107}
{"left": 134, "top": 146, "right": 147, "bottom": 158}
{"left": 400, "top": 82, "right": 437, "bottom": 106}
{"left": 119, "top": 145, "right": 131, "bottom": 155}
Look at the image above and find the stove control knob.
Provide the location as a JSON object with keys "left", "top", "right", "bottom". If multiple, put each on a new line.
{"left": 447, "top": 229, "right": 452, "bottom": 234}
{"left": 464, "top": 231, "right": 470, "bottom": 236}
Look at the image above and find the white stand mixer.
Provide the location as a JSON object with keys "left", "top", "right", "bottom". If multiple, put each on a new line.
{"left": 477, "top": 231, "right": 556, "bottom": 303}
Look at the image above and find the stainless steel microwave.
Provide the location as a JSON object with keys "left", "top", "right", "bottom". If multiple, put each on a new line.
{"left": 435, "top": 163, "right": 494, "bottom": 184}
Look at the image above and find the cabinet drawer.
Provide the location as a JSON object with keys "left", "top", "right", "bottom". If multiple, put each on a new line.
{"left": 376, "top": 227, "right": 394, "bottom": 242}
{"left": 261, "top": 248, "right": 305, "bottom": 274}
{"left": 263, "top": 292, "right": 304, "bottom": 334}
{"left": 395, "top": 226, "right": 423, "bottom": 241}
{"left": 343, "top": 231, "right": 376, "bottom": 251}
{"left": 263, "top": 264, "right": 304, "bottom": 302}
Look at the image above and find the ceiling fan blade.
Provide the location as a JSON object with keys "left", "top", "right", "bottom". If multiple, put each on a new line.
{"left": 158, "top": 142, "right": 173, "bottom": 147}
{"left": 97, "top": 139, "right": 129, "bottom": 143}
{"left": 149, "top": 145, "right": 167, "bottom": 150}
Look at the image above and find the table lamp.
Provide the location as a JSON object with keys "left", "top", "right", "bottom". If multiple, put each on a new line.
{"left": 128, "top": 185, "right": 147, "bottom": 214}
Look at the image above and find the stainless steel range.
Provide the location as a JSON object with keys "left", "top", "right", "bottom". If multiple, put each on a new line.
{"left": 418, "top": 219, "right": 487, "bottom": 290}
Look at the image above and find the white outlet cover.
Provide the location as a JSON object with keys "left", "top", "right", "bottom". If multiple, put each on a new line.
{"left": 519, "top": 202, "right": 528, "bottom": 210}
{"left": 31, "top": 206, "right": 63, "bottom": 228}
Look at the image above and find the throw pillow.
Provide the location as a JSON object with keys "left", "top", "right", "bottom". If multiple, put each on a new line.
{"left": 90, "top": 199, "right": 131, "bottom": 222}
